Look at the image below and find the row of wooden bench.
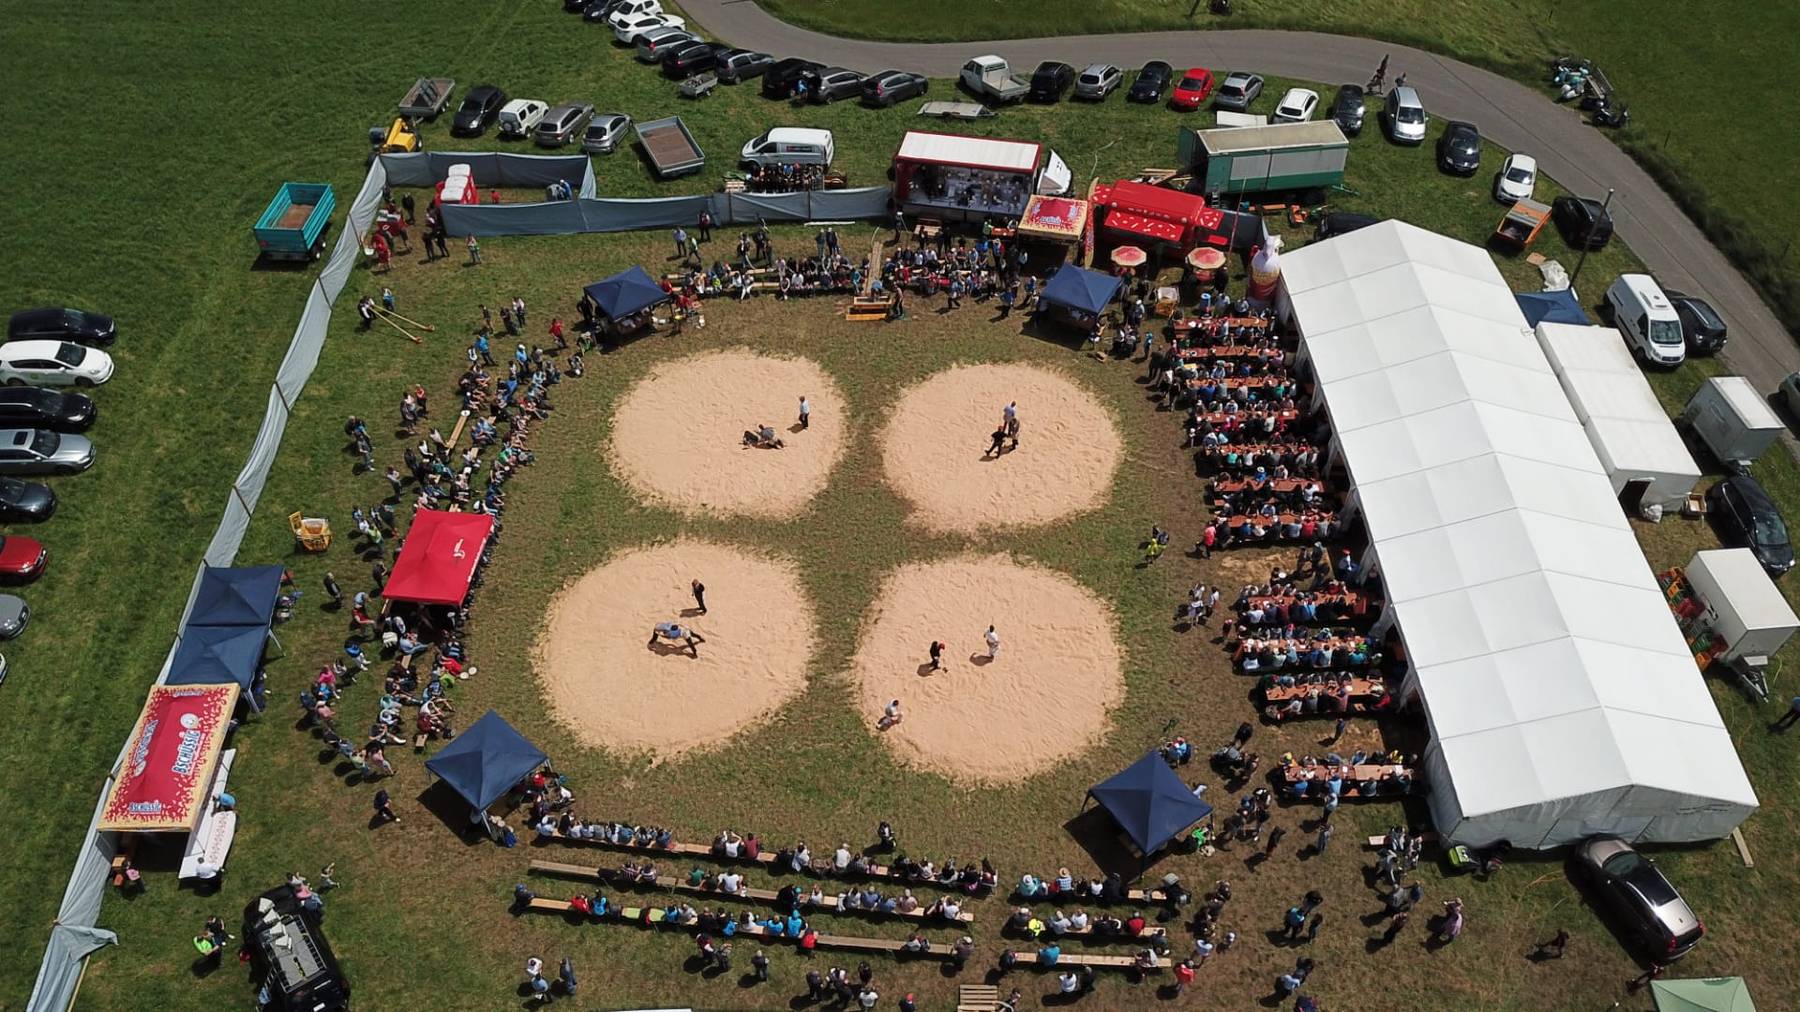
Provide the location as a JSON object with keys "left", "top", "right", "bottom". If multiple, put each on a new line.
{"left": 546, "top": 830, "right": 994, "bottom": 893}
{"left": 519, "top": 896, "right": 958, "bottom": 961}
{"left": 531, "top": 860, "right": 975, "bottom": 924}
{"left": 1001, "top": 950, "right": 1166, "bottom": 973}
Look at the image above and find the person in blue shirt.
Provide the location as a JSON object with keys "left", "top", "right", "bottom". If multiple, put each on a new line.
{"left": 1037, "top": 942, "right": 1061, "bottom": 966}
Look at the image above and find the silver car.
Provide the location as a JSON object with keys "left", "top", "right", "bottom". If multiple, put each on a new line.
{"left": 583, "top": 113, "right": 633, "bottom": 154}
{"left": 0, "top": 594, "right": 27, "bottom": 640}
{"left": 0, "top": 428, "right": 94, "bottom": 476}
{"left": 1074, "top": 63, "right": 1122, "bottom": 100}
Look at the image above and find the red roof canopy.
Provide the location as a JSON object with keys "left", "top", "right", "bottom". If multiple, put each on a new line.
{"left": 1104, "top": 210, "right": 1185, "bottom": 244}
{"left": 383, "top": 510, "right": 495, "bottom": 606}
{"left": 1092, "top": 180, "right": 1217, "bottom": 226}
{"left": 99, "top": 684, "right": 239, "bottom": 833}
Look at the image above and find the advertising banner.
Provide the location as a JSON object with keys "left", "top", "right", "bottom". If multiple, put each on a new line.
{"left": 98, "top": 684, "right": 239, "bottom": 833}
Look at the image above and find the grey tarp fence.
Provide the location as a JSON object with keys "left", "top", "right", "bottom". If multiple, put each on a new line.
{"left": 27, "top": 156, "right": 391, "bottom": 1012}
{"left": 441, "top": 186, "right": 895, "bottom": 238}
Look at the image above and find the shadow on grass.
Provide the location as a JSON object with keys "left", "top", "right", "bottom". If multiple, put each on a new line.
{"left": 416, "top": 779, "right": 494, "bottom": 847}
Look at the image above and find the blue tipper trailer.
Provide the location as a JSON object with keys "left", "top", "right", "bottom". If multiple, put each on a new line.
{"left": 253, "top": 182, "right": 336, "bottom": 261}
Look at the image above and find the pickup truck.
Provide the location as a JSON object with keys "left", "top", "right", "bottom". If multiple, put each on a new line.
{"left": 960, "top": 55, "right": 1029, "bottom": 104}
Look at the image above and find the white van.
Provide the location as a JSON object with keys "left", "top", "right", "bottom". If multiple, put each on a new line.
{"left": 1383, "top": 86, "right": 1427, "bottom": 145}
{"left": 739, "top": 127, "right": 835, "bottom": 168}
{"left": 498, "top": 99, "right": 549, "bottom": 138}
{"left": 1606, "top": 273, "right": 1686, "bottom": 367}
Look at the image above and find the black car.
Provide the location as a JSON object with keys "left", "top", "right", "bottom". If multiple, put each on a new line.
{"left": 1436, "top": 121, "right": 1482, "bottom": 176}
{"left": 1127, "top": 61, "right": 1172, "bottom": 103}
{"left": 1027, "top": 61, "right": 1075, "bottom": 103}
{"left": 0, "top": 476, "right": 54, "bottom": 523}
{"left": 1708, "top": 475, "right": 1794, "bottom": 575}
{"left": 763, "top": 58, "right": 824, "bottom": 99}
{"left": 1575, "top": 836, "right": 1705, "bottom": 962}
{"left": 802, "top": 67, "right": 866, "bottom": 104}
{"left": 862, "top": 70, "right": 928, "bottom": 107}
{"left": 564, "top": 0, "right": 594, "bottom": 10}
{"left": 1664, "top": 290, "right": 1728, "bottom": 354}
{"left": 1552, "top": 195, "right": 1614, "bottom": 250}
{"left": 7, "top": 307, "right": 115, "bottom": 348}
{"left": 662, "top": 41, "right": 726, "bottom": 78}
{"left": 1315, "top": 212, "right": 1382, "bottom": 240}
{"left": 1330, "top": 84, "right": 1366, "bottom": 135}
{"left": 582, "top": 0, "right": 629, "bottom": 22}
{"left": 0, "top": 386, "right": 95, "bottom": 432}
{"left": 717, "top": 49, "right": 773, "bottom": 84}
{"left": 451, "top": 84, "right": 507, "bottom": 136}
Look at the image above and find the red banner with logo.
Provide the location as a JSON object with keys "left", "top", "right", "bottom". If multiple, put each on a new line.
{"left": 99, "top": 683, "right": 239, "bottom": 832}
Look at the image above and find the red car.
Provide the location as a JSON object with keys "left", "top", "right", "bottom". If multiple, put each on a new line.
{"left": 0, "top": 535, "right": 47, "bottom": 583}
{"left": 1169, "top": 67, "right": 1216, "bottom": 110}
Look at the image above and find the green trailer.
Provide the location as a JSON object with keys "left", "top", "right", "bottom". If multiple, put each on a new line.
{"left": 1177, "top": 121, "right": 1348, "bottom": 197}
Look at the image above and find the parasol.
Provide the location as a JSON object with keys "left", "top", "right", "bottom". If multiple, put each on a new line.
{"left": 1110, "top": 245, "right": 1148, "bottom": 267}
{"left": 1186, "top": 246, "right": 1227, "bottom": 270}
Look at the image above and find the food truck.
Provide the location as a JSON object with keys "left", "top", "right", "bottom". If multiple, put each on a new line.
{"left": 891, "top": 130, "right": 1070, "bottom": 224}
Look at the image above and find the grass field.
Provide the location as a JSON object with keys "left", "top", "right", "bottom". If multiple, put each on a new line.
{"left": 1, "top": 2, "right": 1796, "bottom": 1010}
{"left": 760, "top": 0, "right": 1800, "bottom": 338}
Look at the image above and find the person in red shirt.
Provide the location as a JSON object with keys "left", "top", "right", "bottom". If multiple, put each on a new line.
{"left": 1125, "top": 911, "right": 1147, "bottom": 936}
{"left": 1174, "top": 959, "right": 1196, "bottom": 993}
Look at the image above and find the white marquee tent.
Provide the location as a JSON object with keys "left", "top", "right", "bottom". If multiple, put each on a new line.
{"left": 1534, "top": 322, "right": 1701, "bottom": 510}
{"left": 1279, "top": 221, "right": 1757, "bottom": 848}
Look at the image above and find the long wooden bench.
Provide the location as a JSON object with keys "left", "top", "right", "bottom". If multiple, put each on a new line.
{"left": 1007, "top": 919, "right": 1169, "bottom": 946}
{"left": 529, "top": 860, "right": 974, "bottom": 924}
{"left": 519, "top": 897, "right": 957, "bottom": 959}
{"left": 1001, "top": 950, "right": 1165, "bottom": 972}
{"left": 546, "top": 831, "right": 993, "bottom": 893}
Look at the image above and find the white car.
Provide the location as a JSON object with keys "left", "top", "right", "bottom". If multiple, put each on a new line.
{"left": 1495, "top": 153, "right": 1538, "bottom": 202}
{"left": 1272, "top": 88, "right": 1319, "bottom": 123}
{"left": 0, "top": 341, "right": 115, "bottom": 388}
{"left": 613, "top": 12, "right": 684, "bottom": 44}
{"left": 498, "top": 99, "right": 549, "bottom": 138}
{"left": 606, "top": 0, "right": 664, "bottom": 29}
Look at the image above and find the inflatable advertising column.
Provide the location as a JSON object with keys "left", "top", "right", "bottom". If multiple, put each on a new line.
{"left": 1245, "top": 235, "right": 1283, "bottom": 305}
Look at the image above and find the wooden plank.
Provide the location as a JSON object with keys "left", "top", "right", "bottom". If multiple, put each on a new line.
{"left": 1000, "top": 950, "right": 1162, "bottom": 972}
{"left": 1732, "top": 827, "right": 1754, "bottom": 868}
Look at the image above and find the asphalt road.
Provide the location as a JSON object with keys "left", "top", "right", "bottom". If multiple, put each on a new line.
{"left": 682, "top": 0, "right": 1799, "bottom": 396}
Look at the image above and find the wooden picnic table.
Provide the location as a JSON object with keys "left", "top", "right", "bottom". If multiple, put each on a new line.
{"left": 1185, "top": 375, "right": 1291, "bottom": 392}
{"left": 1224, "top": 511, "right": 1339, "bottom": 530}
{"left": 1198, "top": 409, "right": 1299, "bottom": 426}
{"left": 546, "top": 830, "right": 994, "bottom": 893}
{"left": 1234, "top": 635, "right": 1368, "bottom": 664}
{"left": 1001, "top": 950, "right": 1165, "bottom": 972}
{"left": 1262, "top": 677, "right": 1383, "bottom": 704}
{"left": 1170, "top": 315, "right": 1269, "bottom": 334}
{"left": 1282, "top": 763, "right": 1413, "bottom": 800}
{"left": 1212, "top": 477, "right": 1314, "bottom": 495}
{"left": 1173, "top": 345, "right": 1286, "bottom": 364}
{"left": 521, "top": 897, "right": 958, "bottom": 959}
{"left": 1244, "top": 590, "right": 1368, "bottom": 615}
{"left": 531, "top": 860, "right": 974, "bottom": 924}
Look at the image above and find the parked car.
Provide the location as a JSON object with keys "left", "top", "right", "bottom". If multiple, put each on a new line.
{"left": 1212, "top": 72, "right": 1263, "bottom": 112}
{"left": 634, "top": 26, "right": 699, "bottom": 62}
{"left": 1663, "top": 290, "right": 1728, "bottom": 355}
{"left": 581, "top": 0, "right": 630, "bottom": 22}
{"left": 0, "top": 476, "right": 54, "bottom": 523}
{"left": 1382, "top": 85, "right": 1427, "bottom": 144}
{"left": 763, "top": 58, "right": 823, "bottom": 99}
{"left": 1128, "top": 61, "right": 1172, "bottom": 103}
{"left": 0, "top": 387, "right": 94, "bottom": 432}
{"left": 1027, "top": 61, "right": 1075, "bottom": 103}
{"left": 862, "top": 70, "right": 928, "bottom": 107}
{"left": 1707, "top": 476, "right": 1794, "bottom": 575}
{"left": 498, "top": 99, "right": 549, "bottom": 138}
{"left": 1494, "top": 153, "right": 1538, "bottom": 202}
{"left": 582, "top": 113, "right": 633, "bottom": 154}
{"left": 1169, "top": 67, "right": 1216, "bottom": 111}
{"left": 1272, "top": 87, "right": 1319, "bottom": 123}
{"left": 1576, "top": 836, "right": 1706, "bottom": 961}
{"left": 1436, "top": 120, "right": 1482, "bottom": 175}
{"left": 804, "top": 67, "right": 866, "bottom": 104}
{"left": 1606, "top": 274, "right": 1685, "bottom": 367}
{"left": 1329, "top": 84, "right": 1365, "bottom": 135}
{"left": 1552, "top": 195, "right": 1614, "bottom": 250}
{"left": 566, "top": 0, "right": 597, "bottom": 11}
{"left": 0, "top": 536, "right": 46, "bottom": 584}
{"left": 0, "top": 428, "right": 94, "bottom": 476}
{"left": 662, "top": 40, "right": 727, "bottom": 78}
{"left": 1315, "top": 212, "right": 1383, "bottom": 240}
{"left": 740, "top": 127, "right": 835, "bottom": 168}
{"left": 0, "top": 594, "right": 27, "bottom": 640}
{"left": 7, "top": 308, "right": 115, "bottom": 349}
{"left": 605, "top": 0, "right": 664, "bottom": 28}
{"left": 612, "top": 12, "right": 684, "bottom": 44}
{"left": 1779, "top": 371, "right": 1800, "bottom": 424}
{"left": 1074, "top": 64, "right": 1123, "bottom": 100}
{"left": 716, "top": 49, "right": 773, "bottom": 83}
{"left": 0, "top": 341, "right": 114, "bottom": 388}
{"left": 535, "top": 103, "right": 594, "bottom": 147}
{"left": 450, "top": 84, "right": 507, "bottom": 136}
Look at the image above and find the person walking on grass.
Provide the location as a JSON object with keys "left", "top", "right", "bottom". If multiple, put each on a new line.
{"left": 1770, "top": 694, "right": 1800, "bottom": 732}
{"left": 691, "top": 580, "right": 707, "bottom": 616}
{"left": 466, "top": 234, "right": 482, "bottom": 265}
{"left": 1314, "top": 817, "right": 1332, "bottom": 856}
{"left": 372, "top": 788, "right": 399, "bottom": 826}
{"left": 1532, "top": 928, "right": 1570, "bottom": 960}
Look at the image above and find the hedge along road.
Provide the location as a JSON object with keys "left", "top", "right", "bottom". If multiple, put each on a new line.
{"left": 683, "top": 0, "right": 1799, "bottom": 392}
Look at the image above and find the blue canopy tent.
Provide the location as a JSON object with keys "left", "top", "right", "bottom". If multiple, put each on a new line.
{"left": 1039, "top": 263, "right": 1123, "bottom": 318}
{"left": 1515, "top": 288, "right": 1590, "bottom": 327}
{"left": 1084, "top": 751, "right": 1213, "bottom": 868}
{"left": 165, "top": 624, "right": 270, "bottom": 709}
{"left": 188, "top": 565, "right": 285, "bottom": 628}
{"left": 425, "top": 710, "right": 548, "bottom": 811}
{"left": 583, "top": 265, "right": 670, "bottom": 322}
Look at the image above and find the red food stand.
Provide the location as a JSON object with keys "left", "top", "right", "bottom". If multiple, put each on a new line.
{"left": 99, "top": 684, "right": 240, "bottom": 833}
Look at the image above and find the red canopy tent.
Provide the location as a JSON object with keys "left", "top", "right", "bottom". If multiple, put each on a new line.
{"left": 99, "top": 684, "right": 239, "bottom": 833}
{"left": 383, "top": 510, "right": 495, "bottom": 605}
{"left": 1091, "top": 179, "right": 1229, "bottom": 249}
